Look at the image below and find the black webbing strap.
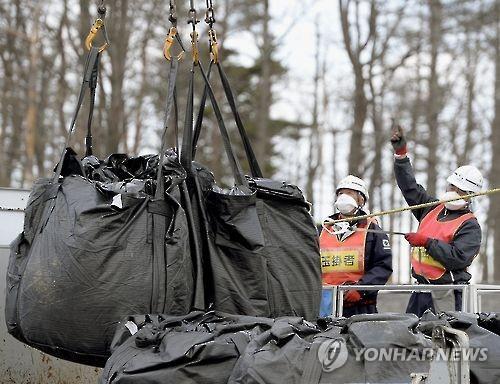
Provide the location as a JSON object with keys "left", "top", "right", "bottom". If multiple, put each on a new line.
{"left": 151, "top": 59, "right": 179, "bottom": 313}
{"left": 155, "top": 59, "right": 179, "bottom": 199}
{"left": 300, "top": 342, "right": 322, "bottom": 384}
{"left": 54, "top": 46, "right": 100, "bottom": 182}
{"left": 85, "top": 51, "right": 100, "bottom": 157}
{"left": 216, "top": 62, "right": 263, "bottom": 178}
{"left": 181, "top": 66, "right": 196, "bottom": 172}
{"left": 179, "top": 181, "right": 205, "bottom": 310}
{"left": 192, "top": 60, "right": 213, "bottom": 158}
{"left": 196, "top": 62, "right": 248, "bottom": 187}
{"left": 174, "top": 90, "right": 179, "bottom": 151}
{"left": 190, "top": 60, "right": 263, "bottom": 178}
{"left": 180, "top": 61, "right": 248, "bottom": 188}
{"left": 38, "top": 46, "right": 100, "bottom": 234}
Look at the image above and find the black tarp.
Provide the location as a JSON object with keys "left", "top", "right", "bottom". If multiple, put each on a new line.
{"left": 181, "top": 61, "right": 321, "bottom": 320}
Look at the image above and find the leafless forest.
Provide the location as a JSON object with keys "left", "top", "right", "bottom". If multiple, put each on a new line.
{"left": 1, "top": 0, "right": 500, "bottom": 282}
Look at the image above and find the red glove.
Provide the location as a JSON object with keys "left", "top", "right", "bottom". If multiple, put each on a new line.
{"left": 405, "top": 232, "right": 430, "bottom": 247}
{"left": 390, "top": 123, "right": 407, "bottom": 156}
{"left": 344, "top": 290, "right": 362, "bottom": 303}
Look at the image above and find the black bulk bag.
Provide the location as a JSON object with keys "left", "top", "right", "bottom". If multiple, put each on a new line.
{"left": 181, "top": 61, "right": 321, "bottom": 320}
{"left": 228, "top": 316, "right": 330, "bottom": 384}
{"left": 5, "top": 52, "right": 194, "bottom": 366}
{"left": 229, "top": 313, "right": 433, "bottom": 384}
{"left": 100, "top": 311, "right": 274, "bottom": 384}
{"left": 477, "top": 312, "right": 500, "bottom": 336}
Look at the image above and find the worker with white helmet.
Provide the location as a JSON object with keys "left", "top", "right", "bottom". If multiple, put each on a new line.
{"left": 320, "top": 175, "right": 393, "bottom": 317}
{"left": 391, "top": 124, "right": 482, "bottom": 316}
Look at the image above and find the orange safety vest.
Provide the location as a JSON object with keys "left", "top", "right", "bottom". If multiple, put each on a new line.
{"left": 411, "top": 204, "right": 475, "bottom": 280}
{"left": 320, "top": 219, "right": 375, "bottom": 285}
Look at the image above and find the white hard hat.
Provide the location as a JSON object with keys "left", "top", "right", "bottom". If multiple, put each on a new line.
{"left": 446, "top": 165, "right": 483, "bottom": 193}
{"left": 336, "top": 175, "right": 369, "bottom": 202}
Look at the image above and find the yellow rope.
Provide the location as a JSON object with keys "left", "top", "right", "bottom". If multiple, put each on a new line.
{"left": 324, "top": 187, "right": 500, "bottom": 225}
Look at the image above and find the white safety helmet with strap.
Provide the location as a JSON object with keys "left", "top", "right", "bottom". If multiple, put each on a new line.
{"left": 446, "top": 165, "right": 483, "bottom": 193}
{"left": 335, "top": 175, "right": 369, "bottom": 203}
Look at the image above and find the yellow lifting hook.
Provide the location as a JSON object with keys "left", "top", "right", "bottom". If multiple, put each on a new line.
{"left": 208, "top": 28, "right": 219, "bottom": 63}
{"left": 85, "top": 18, "right": 109, "bottom": 52}
{"left": 163, "top": 27, "right": 184, "bottom": 61}
{"left": 191, "top": 30, "right": 200, "bottom": 65}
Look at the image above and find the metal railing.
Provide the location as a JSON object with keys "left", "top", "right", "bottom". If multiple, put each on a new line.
{"left": 322, "top": 284, "right": 500, "bottom": 317}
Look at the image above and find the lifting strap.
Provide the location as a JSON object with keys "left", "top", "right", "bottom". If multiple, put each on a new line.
{"left": 54, "top": 47, "right": 100, "bottom": 181}
{"left": 191, "top": 0, "right": 263, "bottom": 178}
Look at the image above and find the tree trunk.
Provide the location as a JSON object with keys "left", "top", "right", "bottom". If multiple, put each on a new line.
{"left": 132, "top": 41, "right": 148, "bottom": 154}
{"left": 348, "top": 65, "right": 368, "bottom": 176}
{"left": 255, "top": 0, "right": 272, "bottom": 175}
{"left": 459, "top": 27, "right": 477, "bottom": 166}
{"left": 305, "top": 23, "right": 322, "bottom": 215}
{"left": 105, "top": 0, "right": 130, "bottom": 154}
{"left": 23, "top": 3, "right": 41, "bottom": 185}
{"left": 425, "top": 0, "right": 442, "bottom": 196}
{"left": 339, "top": 0, "right": 369, "bottom": 177}
{"left": 490, "top": 2, "right": 500, "bottom": 282}
{"left": 35, "top": 54, "right": 51, "bottom": 178}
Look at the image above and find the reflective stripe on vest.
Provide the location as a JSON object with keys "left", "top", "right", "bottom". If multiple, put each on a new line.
{"left": 411, "top": 204, "right": 475, "bottom": 281}
{"left": 319, "top": 219, "right": 375, "bottom": 285}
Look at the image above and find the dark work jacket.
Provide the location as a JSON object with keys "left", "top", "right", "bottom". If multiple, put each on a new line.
{"left": 325, "top": 211, "right": 393, "bottom": 302}
{"left": 394, "top": 156, "right": 481, "bottom": 284}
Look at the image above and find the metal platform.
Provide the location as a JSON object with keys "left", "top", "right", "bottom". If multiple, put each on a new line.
{"left": 323, "top": 283, "right": 500, "bottom": 317}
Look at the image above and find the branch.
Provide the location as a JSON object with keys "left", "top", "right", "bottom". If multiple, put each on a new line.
{"left": 384, "top": 44, "right": 420, "bottom": 77}
{"left": 368, "top": 3, "right": 407, "bottom": 65}
{"left": 359, "top": 0, "right": 377, "bottom": 52}
{"left": 275, "top": 0, "right": 315, "bottom": 44}
{"left": 339, "top": 0, "right": 360, "bottom": 67}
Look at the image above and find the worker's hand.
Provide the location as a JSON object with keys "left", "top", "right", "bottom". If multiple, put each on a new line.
{"left": 344, "top": 289, "right": 362, "bottom": 303}
{"left": 404, "top": 232, "right": 430, "bottom": 247}
{"left": 390, "top": 120, "right": 407, "bottom": 156}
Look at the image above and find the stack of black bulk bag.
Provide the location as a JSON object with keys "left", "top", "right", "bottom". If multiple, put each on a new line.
{"left": 102, "top": 311, "right": 500, "bottom": 384}
{"left": 5, "top": 50, "right": 195, "bottom": 366}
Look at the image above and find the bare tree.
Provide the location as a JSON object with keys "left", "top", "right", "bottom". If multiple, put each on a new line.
{"left": 490, "top": 0, "right": 500, "bottom": 282}
{"left": 305, "top": 21, "right": 323, "bottom": 216}
{"left": 424, "top": 0, "right": 443, "bottom": 197}
{"left": 339, "top": 0, "right": 370, "bottom": 176}
{"left": 23, "top": 2, "right": 42, "bottom": 184}
{"left": 255, "top": 0, "right": 272, "bottom": 173}
{"left": 104, "top": 0, "right": 131, "bottom": 154}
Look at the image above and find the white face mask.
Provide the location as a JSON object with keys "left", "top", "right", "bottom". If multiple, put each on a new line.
{"left": 335, "top": 193, "right": 359, "bottom": 215}
{"left": 441, "top": 191, "right": 468, "bottom": 211}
